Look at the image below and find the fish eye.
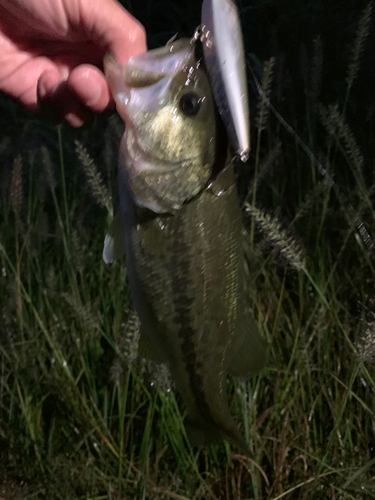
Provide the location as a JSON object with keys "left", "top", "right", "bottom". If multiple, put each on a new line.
{"left": 179, "top": 92, "right": 201, "bottom": 116}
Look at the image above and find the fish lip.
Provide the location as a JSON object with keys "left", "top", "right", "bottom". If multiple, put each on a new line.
{"left": 120, "top": 129, "right": 194, "bottom": 214}
{"left": 124, "top": 38, "right": 195, "bottom": 79}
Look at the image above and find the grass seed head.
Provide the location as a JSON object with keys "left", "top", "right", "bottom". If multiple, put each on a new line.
{"left": 245, "top": 203, "right": 306, "bottom": 271}
{"left": 41, "top": 146, "right": 56, "bottom": 191}
{"left": 62, "top": 292, "right": 101, "bottom": 338}
{"left": 357, "top": 321, "right": 375, "bottom": 365}
{"left": 70, "top": 229, "right": 85, "bottom": 274}
{"left": 319, "top": 103, "right": 364, "bottom": 170}
{"left": 75, "top": 140, "right": 113, "bottom": 215}
{"left": 9, "top": 155, "right": 23, "bottom": 218}
{"left": 147, "top": 361, "right": 172, "bottom": 393}
{"left": 255, "top": 57, "right": 275, "bottom": 134}
{"left": 118, "top": 308, "right": 141, "bottom": 365}
{"left": 346, "top": 2, "right": 373, "bottom": 97}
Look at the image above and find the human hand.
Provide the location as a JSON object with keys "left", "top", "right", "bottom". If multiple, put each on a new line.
{"left": 0, "top": 0, "right": 146, "bottom": 126}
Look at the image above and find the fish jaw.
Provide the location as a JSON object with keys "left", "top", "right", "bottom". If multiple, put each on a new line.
{"left": 123, "top": 38, "right": 195, "bottom": 83}
{"left": 104, "top": 39, "right": 195, "bottom": 129}
{"left": 201, "top": 0, "right": 250, "bottom": 161}
{"left": 104, "top": 39, "right": 194, "bottom": 120}
{"left": 104, "top": 39, "right": 217, "bottom": 214}
{"left": 103, "top": 53, "right": 131, "bottom": 124}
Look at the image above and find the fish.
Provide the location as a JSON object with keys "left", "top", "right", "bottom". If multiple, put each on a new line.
{"left": 103, "top": 37, "right": 267, "bottom": 454}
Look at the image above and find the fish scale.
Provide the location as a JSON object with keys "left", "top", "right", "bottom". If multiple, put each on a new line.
{"left": 122, "top": 163, "right": 250, "bottom": 449}
{"left": 103, "top": 35, "right": 268, "bottom": 453}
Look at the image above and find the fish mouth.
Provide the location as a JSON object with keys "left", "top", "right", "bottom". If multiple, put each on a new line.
{"left": 104, "top": 38, "right": 196, "bottom": 122}
{"left": 106, "top": 38, "right": 209, "bottom": 213}
{"left": 120, "top": 127, "right": 209, "bottom": 214}
{"left": 105, "top": 38, "right": 199, "bottom": 172}
{"left": 123, "top": 38, "right": 195, "bottom": 87}
{"left": 120, "top": 130, "right": 196, "bottom": 214}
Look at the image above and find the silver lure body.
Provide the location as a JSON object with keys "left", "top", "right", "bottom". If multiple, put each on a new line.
{"left": 201, "top": 0, "right": 250, "bottom": 161}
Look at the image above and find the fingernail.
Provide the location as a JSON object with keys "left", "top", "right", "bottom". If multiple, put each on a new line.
{"left": 84, "top": 79, "right": 102, "bottom": 107}
{"left": 65, "top": 113, "right": 84, "bottom": 127}
{"left": 38, "top": 70, "right": 60, "bottom": 100}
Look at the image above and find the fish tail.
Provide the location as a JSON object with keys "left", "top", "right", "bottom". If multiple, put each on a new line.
{"left": 185, "top": 416, "right": 251, "bottom": 456}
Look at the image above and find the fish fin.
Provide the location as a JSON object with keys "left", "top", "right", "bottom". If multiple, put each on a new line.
{"left": 185, "top": 418, "right": 221, "bottom": 446}
{"left": 229, "top": 314, "right": 268, "bottom": 379}
{"left": 185, "top": 416, "right": 251, "bottom": 457}
{"left": 103, "top": 212, "right": 125, "bottom": 264}
{"left": 138, "top": 330, "right": 167, "bottom": 364}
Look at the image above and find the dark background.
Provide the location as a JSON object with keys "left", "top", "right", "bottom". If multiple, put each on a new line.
{"left": 1, "top": 0, "right": 373, "bottom": 182}
{"left": 0, "top": 0, "right": 374, "bottom": 268}
{"left": 0, "top": 3, "right": 374, "bottom": 496}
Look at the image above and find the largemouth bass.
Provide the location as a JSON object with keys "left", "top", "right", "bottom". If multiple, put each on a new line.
{"left": 103, "top": 37, "right": 267, "bottom": 453}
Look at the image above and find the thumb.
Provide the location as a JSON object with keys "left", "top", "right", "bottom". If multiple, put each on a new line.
{"left": 86, "top": 0, "right": 147, "bottom": 65}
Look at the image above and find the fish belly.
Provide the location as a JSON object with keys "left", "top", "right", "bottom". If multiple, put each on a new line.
{"left": 122, "top": 165, "right": 250, "bottom": 450}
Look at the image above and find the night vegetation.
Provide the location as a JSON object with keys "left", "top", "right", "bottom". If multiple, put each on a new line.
{"left": 0, "top": 1, "right": 374, "bottom": 498}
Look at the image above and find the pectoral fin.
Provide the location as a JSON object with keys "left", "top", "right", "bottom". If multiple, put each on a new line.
{"left": 229, "top": 314, "right": 268, "bottom": 378}
{"left": 103, "top": 212, "right": 126, "bottom": 264}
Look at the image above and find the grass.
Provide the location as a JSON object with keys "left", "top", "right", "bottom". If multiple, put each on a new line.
{"left": 1, "top": 3, "right": 375, "bottom": 499}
